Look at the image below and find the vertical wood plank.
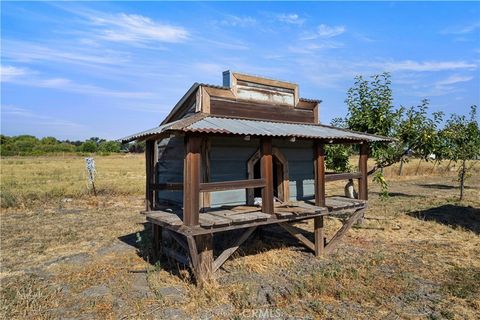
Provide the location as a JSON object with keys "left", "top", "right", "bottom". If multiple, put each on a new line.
{"left": 314, "top": 216, "right": 324, "bottom": 256}
{"left": 260, "top": 137, "right": 274, "bottom": 215}
{"left": 183, "top": 135, "right": 202, "bottom": 226}
{"left": 152, "top": 140, "right": 158, "bottom": 209}
{"left": 314, "top": 141, "right": 326, "bottom": 256}
{"left": 200, "top": 137, "right": 211, "bottom": 211}
{"left": 314, "top": 141, "right": 326, "bottom": 207}
{"left": 195, "top": 234, "right": 213, "bottom": 285}
{"left": 145, "top": 140, "right": 155, "bottom": 211}
{"left": 152, "top": 223, "right": 161, "bottom": 261}
{"left": 359, "top": 143, "right": 368, "bottom": 201}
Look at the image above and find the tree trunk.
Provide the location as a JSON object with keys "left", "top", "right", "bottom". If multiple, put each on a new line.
{"left": 445, "top": 159, "right": 452, "bottom": 173}
{"left": 415, "top": 158, "right": 422, "bottom": 175}
{"left": 430, "top": 160, "right": 438, "bottom": 174}
{"left": 398, "top": 157, "right": 404, "bottom": 176}
{"left": 459, "top": 159, "right": 466, "bottom": 201}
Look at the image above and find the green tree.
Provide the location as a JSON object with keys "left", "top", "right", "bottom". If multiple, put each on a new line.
{"left": 13, "top": 135, "right": 39, "bottom": 154}
{"left": 40, "top": 136, "right": 58, "bottom": 145}
{"left": 98, "top": 141, "right": 121, "bottom": 153}
{"left": 342, "top": 73, "right": 443, "bottom": 175}
{"left": 440, "top": 105, "right": 480, "bottom": 200}
{"left": 79, "top": 140, "right": 98, "bottom": 153}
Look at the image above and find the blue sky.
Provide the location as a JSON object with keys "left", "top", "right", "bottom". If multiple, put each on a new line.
{"left": 1, "top": 1, "right": 479, "bottom": 140}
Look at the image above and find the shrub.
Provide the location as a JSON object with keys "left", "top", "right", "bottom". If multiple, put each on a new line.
{"left": 78, "top": 141, "right": 97, "bottom": 153}
{"left": 1, "top": 191, "right": 17, "bottom": 208}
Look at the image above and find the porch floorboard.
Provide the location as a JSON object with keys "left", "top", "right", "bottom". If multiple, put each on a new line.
{"left": 144, "top": 196, "right": 366, "bottom": 236}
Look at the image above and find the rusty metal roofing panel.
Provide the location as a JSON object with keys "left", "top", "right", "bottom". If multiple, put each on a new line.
{"left": 119, "top": 114, "right": 393, "bottom": 143}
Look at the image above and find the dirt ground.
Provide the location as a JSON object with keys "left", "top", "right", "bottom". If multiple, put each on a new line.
{"left": 1, "top": 155, "right": 479, "bottom": 319}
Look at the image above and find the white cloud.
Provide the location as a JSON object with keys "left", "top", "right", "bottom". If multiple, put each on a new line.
{"left": 317, "top": 24, "right": 346, "bottom": 38}
{"left": 2, "top": 40, "right": 129, "bottom": 66}
{"left": 0, "top": 65, "right": 28, "bottom": 81}
{"left": 301, "top": 24, "right": 346, "bottom": 40}
{"left": 1, "top": 105, "right": 85, "bottom": 129}
{"left": 380, "top": 60, "right": 477, "bottom": 72}
{"left": 441, "top": 22, "right": 480, "bottom": 35}
{"left": 277, "top": 13, "right": 305, "bottom": 25}
{"left": 288, "top": 41, "right": 343, "bottom": 54}
{"left": 90, "top": 13, "right": 189, "bottom": 44}
{"left": 3, "top": 68, "right": 153, "bottom": 99}
{"left": 435, "top": 75, "right": 473, "bottom": 86}
{"left": 219, "top": 15, "right": 256, "bottom": 28}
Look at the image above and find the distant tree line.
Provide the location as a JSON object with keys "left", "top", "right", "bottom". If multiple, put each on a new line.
{"left": 0, "top": 135, "right": 145, "bottom": 156}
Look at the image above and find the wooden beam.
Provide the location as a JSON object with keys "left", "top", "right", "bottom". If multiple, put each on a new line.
{"left": 200, "top": 137, "right": 211, "bottom": 211}
{"left": 324, "top": 208, "right": 365, "bottom": 254}
{"left": 260, "top": 138, "right": 274, "bottom": 215}
{"left": 183, "top": 135, "right": 202, "bottom": 226}
{"left": 164, "top": 247, "right": 189, "bottom": 266}
{"left": 314, "top": 142, "right": 326, "bottom": 207}
{"left": 199, "top": 179, "right": 266, "bottom": 192}
{"left": 152, "top": 223, "right": 161, "bottom": 261}
{"left": 186, "top": 235, "right": 199, "bottom": 277}
{"left": 150, "top": 183, "right": 183, "bottom": 191}
{"left": 358, "top": 143, "right": 368, "bottom": 201}
{"left": 195, "top": 234, "right": 213, "bottom": 285}
{"left": 213, "top": 226, "right": 256, "bottom": 272}
{"left": 145, "top": 140, "right": 155, "bottom": 211}
{"left": 325, "top": 172, "right": 362, "bottom": 182}
{"left": 168, "top": 230, "right": 188, "bottom": 251}
{"left": 279, "top": 222, "right": 315, "bottom": 252}
{"left": 314, "top": 216, "right": 324, "bottom": 256}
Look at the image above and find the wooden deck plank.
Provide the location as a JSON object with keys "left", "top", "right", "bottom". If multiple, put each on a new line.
{"left": 147, "top": 211, "right": 183, "bottom": 226}
{"left": 199, "top": 213, "right": 232, "bottom": 227}
{"left": 145, "top": 197, "right": 367, "bottom": 235}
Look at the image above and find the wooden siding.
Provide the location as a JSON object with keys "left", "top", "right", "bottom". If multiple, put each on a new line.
{"left": 273, "top": 139, "right": 315, "bottom": 201}
{"left": 209, "top": 137, "right": 259, "bottom": 207}
{"left": 156, "top": 136, "right": 184, "bottom": 205}
{"left": 208, "top": 137, "right": 315, "bottom": 207}
{"left": 210, "top": 98, "right": 315, "bottom": 123}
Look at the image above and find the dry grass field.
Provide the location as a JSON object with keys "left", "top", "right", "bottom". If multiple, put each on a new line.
{"left": 1, "top": 154, "right": 479, "bottom": 319}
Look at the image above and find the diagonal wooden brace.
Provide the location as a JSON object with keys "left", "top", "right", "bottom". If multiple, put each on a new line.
{"left": 279, "top": 222, "right": 315, "bottom": 252}
{"left": 213, "top": 226, "right": 257, "bottom": 272}
{"left": 324, "top": 208, "right": 365, "bottom": 254}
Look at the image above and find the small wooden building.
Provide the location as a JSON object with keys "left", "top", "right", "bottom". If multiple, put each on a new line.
{"left": 121, "top": 71, "right": 391, "bottom": 283}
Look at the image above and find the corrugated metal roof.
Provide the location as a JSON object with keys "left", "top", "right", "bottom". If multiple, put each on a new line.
{"left": 119, "top": 113, "right": 393, "bottom": 143}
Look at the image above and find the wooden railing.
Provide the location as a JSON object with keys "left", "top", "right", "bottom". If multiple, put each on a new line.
{"left": 150, "top": 183, "right": 183, "bottom": 190}
{"left": 325, "top": 172, "right": 362, "bottom": 182}
{"left": 200, "top": 179, "right": 265, "bottom": 192}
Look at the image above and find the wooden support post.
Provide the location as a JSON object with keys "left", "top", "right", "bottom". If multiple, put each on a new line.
{"left": 145, "top": 140, "right": 155, "bottom": 211}
{"left": 261, "top": 137, "right": 274, "bottom": 215}
{"left": 358, "top": 143, "right": 369, "bottom": 201}
{"left": 314, "top": 141, "right": 326, "bottom": 207}
{"left": 195, "top": 234, "right": 213, "bottom": 285}
{"left": 152, "top": 223, "right": 161, "bottom": 261}
{"left": 314, "top": 141, "right": 326, "bottom": 256}
{"left": 314, "top": 216, "right": 324, "bottom": 256}
{"left": 183, "top": 135, "right": 202, "bottom": 226}
{"left": 200, "top": 137, "right": 211, "bottom": 211}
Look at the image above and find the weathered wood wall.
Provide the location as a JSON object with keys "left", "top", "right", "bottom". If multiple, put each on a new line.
{"left": 156, "top": 136, "right": 184, "bottom": 205}
{"left": 209, "top": 137, "right": 259, "bottom": 207}
{"left": 155, "top": 136, "right": 316, "bottom": 209}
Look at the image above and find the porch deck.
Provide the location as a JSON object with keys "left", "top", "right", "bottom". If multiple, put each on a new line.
{"left": 145, "top": 196, "right": 366, "bottom": 236}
